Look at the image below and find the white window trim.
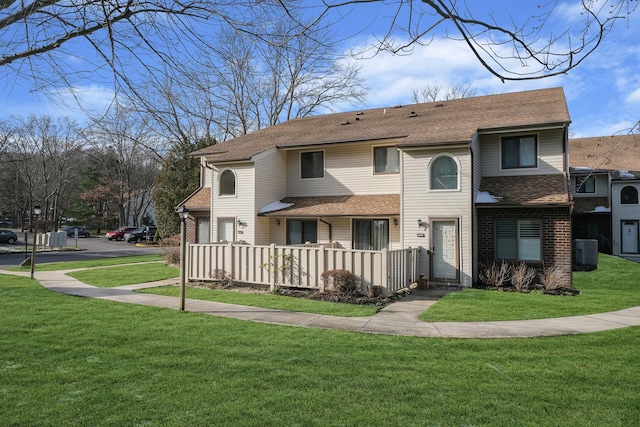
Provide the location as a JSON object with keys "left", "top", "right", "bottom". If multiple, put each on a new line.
{"left": 427, "top": 153, "right": 461, "bottom": 192}
{"left": 499, "top": 133, "right": 540, "bottom": 171}
{"left": 218, "top": 168, "right": 238, "bottom": 198}
{"left": 299, "top": 150, "right": 325, "bottom": 180}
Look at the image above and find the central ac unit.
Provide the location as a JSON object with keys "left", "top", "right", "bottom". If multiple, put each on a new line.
{"left": 574, "top": 239, "right": 599, "bottom": 266}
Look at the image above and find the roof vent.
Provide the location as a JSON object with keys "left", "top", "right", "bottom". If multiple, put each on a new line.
{"left": 341, "top": 121, "right": 351, "bottom": 125}
{"left": 409, "top": 111, "right": 417, "bottom": 118}
{"left": 356, "top": 112, "right": 364, "bottom": 115}
{"left": 435, "top": 103, "right": 445, "bottom": 108}
{"left": 355, "top": 117, "right": 360, "bottom": 121}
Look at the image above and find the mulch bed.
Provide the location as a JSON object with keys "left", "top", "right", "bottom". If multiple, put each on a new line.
{"left": 190, "top": 281, "right": 408, "bottom": 309}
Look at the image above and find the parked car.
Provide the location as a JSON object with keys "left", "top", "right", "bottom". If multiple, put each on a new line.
{"left": 124, "top": 226, "right": 158, "bottom": 243}
{"left": 105, "top": 226, "right": 138, "bottom": 241}
{"left": 0, "top": 229, "right": 18, "bottom": 244}
{"left": 58, "top": 226, "right": 91, "bottom": 237}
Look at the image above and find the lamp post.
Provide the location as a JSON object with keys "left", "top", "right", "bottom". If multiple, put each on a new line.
{"left": 30, "top": 204, "right": 42, "bottom": 280}
{"left": 176, "top": 206, "right": 189, "bottom": 311}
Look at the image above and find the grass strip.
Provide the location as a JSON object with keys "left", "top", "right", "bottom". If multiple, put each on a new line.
{"left": 7, "top": 254, "right": 163, "bottom": 272}
{"left": 1, "top": 274, "right": 639, "bottom": 426}
{"left": 421, "top": 254, "right": 640, "bottom": 321}
{"left": 67, "top": 263, "right": 179, "bottom": 287}
{"left": 139, "top": 285, "right": 378, "bottom": 317}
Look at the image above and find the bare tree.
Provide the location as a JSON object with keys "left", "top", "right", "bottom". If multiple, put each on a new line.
{"left": 134, "top": 22, "right": 367, "bottom": 143}
{"left": 5, "top": 115, "right": 83, "bottom": 230}
{"left": 2, "top": 0, "right": 632, "bottom": 108}
{"left": 82, "top": 106, "right": 160, "bottom": 227}
{"left": 334, "top": 0, "right": 638, "bottom": 81}
{"left": 410, "top": 82, "right": 478, "bottom": 104}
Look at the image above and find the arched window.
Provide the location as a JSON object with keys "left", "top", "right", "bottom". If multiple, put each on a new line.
{"left": 219, "top": 170, "right": 236, "bottom": 196}
{"left": 430, "top": 156, "right": 458, "bottom": 190}
{"left": 621, "top": 186, "right": 638, "bottom": 204}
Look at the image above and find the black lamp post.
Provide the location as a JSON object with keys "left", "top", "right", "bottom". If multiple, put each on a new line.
{"left": 176, "top": 206, "right": 189, "bottom": 311}
{"left": 30, "top": 204, "right": 42, "bottom": 280}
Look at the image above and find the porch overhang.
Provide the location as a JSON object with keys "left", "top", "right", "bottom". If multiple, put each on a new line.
{"left": 177, "top": 187, "right": 211, "bottom": 212}
{"left": 476, "top": 175, "right": 571, "bottom": 207}
{"left": 258, "top": 195, "right": 400, "bottom": 217}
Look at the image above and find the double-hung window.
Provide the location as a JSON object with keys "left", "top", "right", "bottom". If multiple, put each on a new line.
{"left": 374, "top": 146, "right": 399, "bottom": 174}
{"left": 301, "top": 151, "right": 324, "bottom": 179}
{"left": 502, "top": 135, "right": 537, "bottom": 169}
{"left": 496, "top": 219, "right": 542, "bottom": 261}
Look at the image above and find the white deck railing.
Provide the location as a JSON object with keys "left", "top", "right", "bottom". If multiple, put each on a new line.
{"left": 187, "top": 243, "right": 421, "bottom": 295}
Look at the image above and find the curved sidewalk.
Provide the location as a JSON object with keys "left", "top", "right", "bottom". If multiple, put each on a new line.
{"left": 6, "top": 269, "right": 640, "bottom": 338}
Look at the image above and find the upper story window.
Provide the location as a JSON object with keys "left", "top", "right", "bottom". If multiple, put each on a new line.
{"left": 501, "top": 135, "right": 537, "bottom": 169}
{"left": 219, "top": 169, "right": 236, "bottom": 196}
{"left": 621, "top": 186, "right": 638, "bottom": 204}
{"left": 430, "top": 155, "right": 458, "bottom": 190}
{"left": 374, "top": 146, "right": 399, "bottom": 174}
{"left": 575, "top": 176, "right": 596, "bottom": 194}
{"left": 301, "top": 151, "right": 324, "bottom": 179}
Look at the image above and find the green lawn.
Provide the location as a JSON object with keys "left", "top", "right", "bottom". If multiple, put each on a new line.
{"left": 8, "top": 254, "right": 163, "bottom": 272}
{"left": 421, "top": 254, "right": 640, "bottom": 321}
{"left": 67, "top": 263, "right": 179, "bottom": 287}
{"left": 139, "top": 285, "right": 378, "bottom": 317}
{"left": 1, "top": 273, "right": 639, "bottom": 426}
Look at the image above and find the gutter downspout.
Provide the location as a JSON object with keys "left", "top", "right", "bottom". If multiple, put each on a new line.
{"left": 319, "top": 218, "right": 332, "bottom": 242}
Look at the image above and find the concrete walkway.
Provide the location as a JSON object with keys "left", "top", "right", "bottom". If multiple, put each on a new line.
{"left": 4, "top": 269, "right": 640, "bottom": 338}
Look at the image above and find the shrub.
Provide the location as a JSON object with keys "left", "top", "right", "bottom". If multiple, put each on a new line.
{"left": 479, "top": 261, "right": 511, "bottom": 288}
{"left": 210, "top": 269, "right": 233, "bottom": 288}
{"left": 321, "top": 269, "right": 359, "bottom": 296}
{"left": 510, "top": 262, "right": 537, "bottom": 292}
{"left": 539, "top": 265, "right": 565, "bottom": 291}
{"left": 160, "top": 235, "right": 181, "bottom": 265}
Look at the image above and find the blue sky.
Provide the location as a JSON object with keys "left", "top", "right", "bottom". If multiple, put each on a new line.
{"left": 1, "top": 1, "right": 638, "bottom": 138}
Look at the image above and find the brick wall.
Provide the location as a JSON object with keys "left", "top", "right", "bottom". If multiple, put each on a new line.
{"left": 185, "top": 211, "right": 209, "bottom": 243}
{"left": 477, "top": 206, "right": 572, "bottom": 286}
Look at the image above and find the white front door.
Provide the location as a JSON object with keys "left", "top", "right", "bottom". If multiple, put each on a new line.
{"left": 621, "top": 220, "right": 639, "bottom": 253}
{"left": 218, "top": 218, "right": 235, "bottom": 242}
{"left": 431, "top": 220, "right": 459, "bottom": 281}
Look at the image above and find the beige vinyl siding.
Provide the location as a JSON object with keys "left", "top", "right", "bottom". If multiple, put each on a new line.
{"left": 480, "top": 128, "right": 565, "bottom": 176}
{"left": 212, "top": 163, "right": 255, "bottom": 244}
{"left": 254, "top": 149, "right": 287, "bottom": 245}
{"left": 202, "top": 158, "right": 213, "bottom": 188}
{"left": 286, "top": 141, "right": 402, "bottom": 197}
{"left": 401, "top": 146, "right": 473, "bottom": 286}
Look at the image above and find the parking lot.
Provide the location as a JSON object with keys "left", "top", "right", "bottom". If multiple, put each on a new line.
{"left": 0, "top": 229, "right": 165, "bottom": 269}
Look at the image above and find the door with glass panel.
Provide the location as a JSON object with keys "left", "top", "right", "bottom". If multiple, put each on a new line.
{"left": 430, "top": 219, "right": 459, "bottom": 281}
{"left": 218, "top": 218, "right": 235, "bottom": 242}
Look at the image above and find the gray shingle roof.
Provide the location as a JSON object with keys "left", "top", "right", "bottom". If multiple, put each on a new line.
{"left": 193, "top": 88, "right": 570, "bottom": 163}
{"left": 569, "top": 135, "right": 640, "bottom": 172}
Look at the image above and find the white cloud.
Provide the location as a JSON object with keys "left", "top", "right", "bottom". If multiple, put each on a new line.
{"left": 349, "top": 36, "right": 566, "bottom": 108}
